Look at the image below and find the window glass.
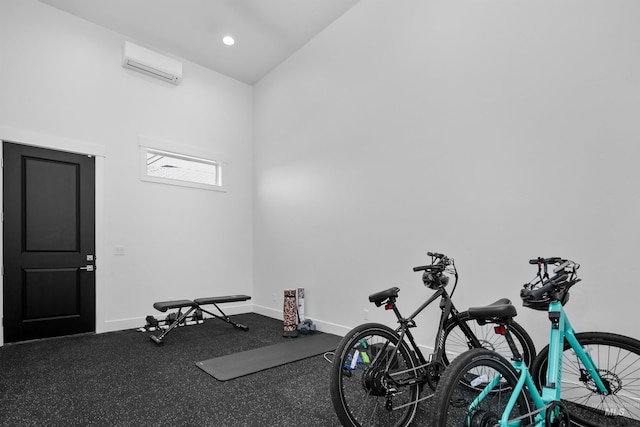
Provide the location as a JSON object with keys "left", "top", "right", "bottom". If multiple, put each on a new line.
{"left": 140, "top": 146, "right": 224, "bottom": 191}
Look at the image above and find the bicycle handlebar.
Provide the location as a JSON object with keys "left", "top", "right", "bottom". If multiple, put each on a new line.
{"left": 413, "top": 265, "right": 440, "bottom": 272}
{"left": 521, "top": 257, "right": 580, "bottom": 307}
{"left": 413, "top": 252, "right": 451, "bottom": 272}
{"left": 528, "top": 257, "right": 562, "bottom": 265}
{"left": 525, "top": 273, "right": 569, "bottom": 300}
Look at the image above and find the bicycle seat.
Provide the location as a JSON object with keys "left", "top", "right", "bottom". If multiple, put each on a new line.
{"left": 369, "top": 287, "right": 400, "bottom": 307}
{"left": 467, "top": 298, "right": 517, "bottom": 321}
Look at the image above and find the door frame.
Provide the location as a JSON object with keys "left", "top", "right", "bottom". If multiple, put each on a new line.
{"left": 0, "top": 125, "right": 105, "bottom": 347}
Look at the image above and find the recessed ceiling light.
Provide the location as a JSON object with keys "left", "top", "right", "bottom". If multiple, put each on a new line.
{"left": 222, "top": 35, "right": 235, "bottom": 46}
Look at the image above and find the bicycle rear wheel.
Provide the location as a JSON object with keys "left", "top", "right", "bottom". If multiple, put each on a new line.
{"left": 330, "top": 323, "right": 420, "bottom": 427}
{"left": 444, "top": 312, "right": 537, "bottom": 367}
{"left": 428, "top": 348, "right": 534, "bottom": 426}
{"left": 531, "top": 331, "right": 640, "bottom": 427}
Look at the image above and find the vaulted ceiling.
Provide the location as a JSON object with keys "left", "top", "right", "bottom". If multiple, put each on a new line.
{"left": 39, "top": 0, "right": 360, "bottom": 85}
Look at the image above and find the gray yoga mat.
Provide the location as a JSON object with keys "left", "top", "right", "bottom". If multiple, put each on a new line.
{"left": 196, "top": 333, "right": 342, "bottom": 381}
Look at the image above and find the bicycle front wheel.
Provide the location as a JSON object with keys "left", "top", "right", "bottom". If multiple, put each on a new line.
{"left": 428, "top": 348, "right": 534, "bottom": 426}
{"left": 443, "top": 312, "right": 537, "bottom": 367}
{"left": 531, "top": 331, "right": 640, "bottom": 427}
{"left": 330, "top": 323, "right": 420, "bottom": 427}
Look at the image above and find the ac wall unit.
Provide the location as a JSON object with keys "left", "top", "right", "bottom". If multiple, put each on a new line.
{"left": 122, "top": 41, "right": 182, "bottom": 85}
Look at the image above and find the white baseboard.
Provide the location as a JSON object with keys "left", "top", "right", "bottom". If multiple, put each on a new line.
{"left": 251, "top": 304, "right": 282, "bottom": 320}
{"left": 97, "top": 302, "right": 254, "bottom": 333}
{"left": 1, "top": 303, "right": 414, "bottom": 350}
{"left": 77, "top": 304, "right": 356, "bottom": 339}
{"left": 251, "top": 304, "right": 352, "bottom": 338}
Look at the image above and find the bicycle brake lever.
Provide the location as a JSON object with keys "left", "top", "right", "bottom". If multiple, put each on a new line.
{"left": 553, "top": 260, "right": 570, "bottom": 274}
{"left": 553, "top": 260, "right": 579, "bottom": 274}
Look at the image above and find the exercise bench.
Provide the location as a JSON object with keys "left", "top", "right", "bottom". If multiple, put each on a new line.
{"left": 150, "top": 295, "right": 251, "bottom": 345}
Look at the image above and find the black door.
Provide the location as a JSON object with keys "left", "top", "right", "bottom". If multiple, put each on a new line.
{"left": 3, "top": 142, "right": 95, "bottom": 343}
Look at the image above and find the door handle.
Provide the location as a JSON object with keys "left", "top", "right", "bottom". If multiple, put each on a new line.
{"left": 79, "top": 265, "right": 95, "bottom": 272}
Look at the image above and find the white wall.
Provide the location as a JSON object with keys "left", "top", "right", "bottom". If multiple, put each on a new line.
{"left": 2, "top": 0, "right": 639, "bottom": 352}
{"left": 253, "top": 0, "right": 640, "bottom": 350}
{"left": 0, "top": 0, "right": 254, "bottom": 344}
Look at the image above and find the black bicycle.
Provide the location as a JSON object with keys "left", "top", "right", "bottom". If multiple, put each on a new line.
{"left": 329, "top": 252, "right": 537, "bottom": 427}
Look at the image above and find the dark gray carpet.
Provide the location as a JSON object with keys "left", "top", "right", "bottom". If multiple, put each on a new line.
{"left": 0, "top": 313, "right": 431, "bottom": 426}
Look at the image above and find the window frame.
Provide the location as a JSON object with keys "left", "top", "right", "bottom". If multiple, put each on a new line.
{"left": 139, "top": 136, "right": 226, "bottom": 192}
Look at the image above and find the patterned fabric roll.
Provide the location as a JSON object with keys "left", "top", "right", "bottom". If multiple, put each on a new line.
{"left": 283, "top": 289, "right": 297, "bottom": 333}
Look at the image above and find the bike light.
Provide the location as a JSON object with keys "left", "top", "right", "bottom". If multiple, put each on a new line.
{"left": 385, "top": 303, "right": 393, "bottom": 310}
{"left": 494, "top": 325, "right": 507, "bottom": 335}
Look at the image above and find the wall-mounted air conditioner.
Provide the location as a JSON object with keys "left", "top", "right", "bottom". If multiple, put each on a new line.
{"left": 122, "top": 41, "right": 182, "bottom": 85}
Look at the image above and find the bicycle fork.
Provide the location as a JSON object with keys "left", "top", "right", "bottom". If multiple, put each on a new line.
{"left": 546, "top": 303, "right": 609, "bottom": 397}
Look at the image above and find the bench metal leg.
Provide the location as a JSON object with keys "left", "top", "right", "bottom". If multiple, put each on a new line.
{"left": 150, "top": 306, "right": 197, "bottom": 345}
{"left": 198, "top": 302, "right": 249, "bottom": 331}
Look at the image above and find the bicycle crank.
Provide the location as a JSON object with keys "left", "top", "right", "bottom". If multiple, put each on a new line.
{"left": 469, "top": 409, "right": 500, "bottom": 427}
{"left": 546, "top": 401, "right": 570, "bottom": 427}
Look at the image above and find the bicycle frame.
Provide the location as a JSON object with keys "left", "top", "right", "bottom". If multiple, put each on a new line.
{"left": 392, "top": 286, "right": 481, "bottom": 370}
{"left": 473, "top": 300, "right": 609, "bottom": 426}
{"left": 378, "top": 285, "right": 483, "bottom": 398}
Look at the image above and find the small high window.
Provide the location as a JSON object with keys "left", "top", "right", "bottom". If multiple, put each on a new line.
{"left": 139, "top": 142, "right": 224, "bottom": 192}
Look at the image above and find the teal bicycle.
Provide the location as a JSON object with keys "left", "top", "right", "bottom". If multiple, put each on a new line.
{"left": 428, "top": 257, "right": 640, "bottom": 426}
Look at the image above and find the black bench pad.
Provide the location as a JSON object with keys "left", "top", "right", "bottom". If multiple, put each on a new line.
{"left": 153, "top": 295, "right": 251, "bottom": 313}
{"left": 153, "top": 299, "right": 195, "bottom": 312}
{"left": 150, "top": 295, "right": 252, "bottom": 345}
{"left": 194, "top": 295, "right": 251, "bottom": 305}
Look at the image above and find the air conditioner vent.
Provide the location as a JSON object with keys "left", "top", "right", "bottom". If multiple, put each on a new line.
{"left": 122, "top": 41, "right": 182, "bottom": 85}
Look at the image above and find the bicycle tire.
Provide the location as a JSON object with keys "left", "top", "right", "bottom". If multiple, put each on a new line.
{"left": 531, "top": 331, "right": 640, "bottom": 427}
{"left": 443, "top": 312, "right": 537, "bottom": 367}
{"left": 428, "top": 348, "right": 534, "bottom": 426}
{"left": 330, "top": 323, "right": 420, "bottom": 427}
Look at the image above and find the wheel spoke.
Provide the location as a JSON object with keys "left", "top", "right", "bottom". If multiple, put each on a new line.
{"left": 533, "top": 332, "right": 640, "bottom": 426}
{"left": 330, "top": 324, "right": 421, "bottom": 426}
